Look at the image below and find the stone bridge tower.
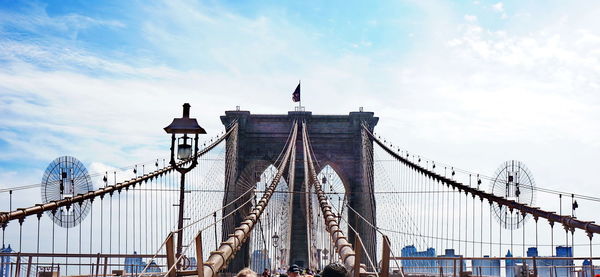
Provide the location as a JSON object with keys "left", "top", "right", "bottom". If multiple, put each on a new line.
{"left": 220, "top": 110, "right": 378, "bottom": 272}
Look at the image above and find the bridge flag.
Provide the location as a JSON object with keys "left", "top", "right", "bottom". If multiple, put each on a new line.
{"left": 292, "top": 82, "right": 301, "bottom": 102}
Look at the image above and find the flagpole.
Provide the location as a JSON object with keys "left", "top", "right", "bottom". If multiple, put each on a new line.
{"left": 299, "top": 80, "right": 301, "bottom": 110}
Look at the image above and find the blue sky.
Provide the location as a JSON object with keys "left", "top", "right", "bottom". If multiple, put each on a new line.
{"left": 0, "top": 0, "right": 533, "bottom": 71}
{"left": 1, "top": 0, "right": 600, "bottom": 218}
{"left": 2, "top": 0, "right": 422, "bottom": 66}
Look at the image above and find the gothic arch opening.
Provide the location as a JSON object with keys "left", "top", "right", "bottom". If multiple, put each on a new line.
{"left": 309, "top": 164, "right": 348, "bottom": 268}
{"left": 249, "top": 164, "right": 291, "bottom": 272}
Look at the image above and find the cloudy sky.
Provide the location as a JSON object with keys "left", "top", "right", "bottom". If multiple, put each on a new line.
{"left": 1, "top": 0, "right": 600, "bottom": 241}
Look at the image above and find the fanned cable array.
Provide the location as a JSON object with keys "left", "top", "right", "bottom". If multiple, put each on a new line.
{"left": 0, "top": 122, "right": 238, "bottom": 276}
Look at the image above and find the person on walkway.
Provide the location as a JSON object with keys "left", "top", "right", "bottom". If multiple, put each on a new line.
{"left": 262, "top": 268, "right": 271, "bottom": 277}
{"left": 287, "top": 264, "right": 302, "bottom": 277}
{"left": 237, "top": 268, "right": 258, "bottom": 277}
{"left": 321, "top": 263, "right": 348, "bottom": 277}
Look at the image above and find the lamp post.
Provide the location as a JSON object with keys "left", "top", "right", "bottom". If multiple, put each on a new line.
{"left": 272, "top": 233, "right": 279, "bottom": 270}
{"left": 280, "top": 248, "right": 286, "bottom": 271}
{"left": 164, "top": 103, "right": 206, "bottom": 258}
{"left": 316, "top": 248, "right": 323, "bottom": 270}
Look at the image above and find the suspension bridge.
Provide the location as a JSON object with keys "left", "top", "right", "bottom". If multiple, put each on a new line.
{"left": 0, "top": 105, "right": 599, "bottom": 277}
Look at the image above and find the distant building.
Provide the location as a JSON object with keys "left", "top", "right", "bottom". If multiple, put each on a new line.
{"left": 437, "top": 249, "right": 465, "bottom": 276}
{"left": 582, "top": 259, "right": 600, "bottom": 277}
{"left": 146, "top": 260, "right": 162, "bottom": 273}
{"left": 520, "top": 246, "right": 573, "bottom": 277}
{"left": 505, "top": 250, "right": 523, "bottom": 277}
{"left": 472, "top": 255, "right": 500, "bottom": 276}
{"left": 187, "top": 257, "right": 197, "bottom": 270}
{"left": 527, "top": 247, "right": 538, "bottom": 257}
{"left": 0, "top": 245, "right": 13, "bottom": 277}
{"left": 400, "top": 245, "right": 436, "bottom": 274}
{"left": 124, "top": 251, "right": 147, "bottom": 274}
{"left": 250, "top": 250, "right": 271, "bottom": 273}
{"left": 534, "top": 246, "right": 573, "bottom": 277}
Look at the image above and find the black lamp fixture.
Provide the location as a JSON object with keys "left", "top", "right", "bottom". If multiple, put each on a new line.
{"left": 164, "top": 103, "right": 207, "bottom": 165}
{"left": 164, "top": 103, "right": 206, "bottom": 258}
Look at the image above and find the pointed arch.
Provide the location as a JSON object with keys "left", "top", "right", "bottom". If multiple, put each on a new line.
{"left": 249, "top": 164, "right": 292, "bottom": 272}
{"left": 312, "top": 164, "right": 349, "bottom": 266}
{"left": 316, "top": 162, "right": 350, "bottom": 194}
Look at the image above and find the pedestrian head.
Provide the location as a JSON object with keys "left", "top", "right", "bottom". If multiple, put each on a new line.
{"left": 321, "top": 263, "right": 348, "bottom": 277}
{"left": 237, "top": 268, "right": 258, "bottom": 277}
{"left": 287, "top": 264, "right": 301, "bottom": 277}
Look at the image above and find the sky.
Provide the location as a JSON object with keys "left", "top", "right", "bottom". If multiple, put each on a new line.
{"left": 1, "top": 0, "right": 600, "bottom": 256}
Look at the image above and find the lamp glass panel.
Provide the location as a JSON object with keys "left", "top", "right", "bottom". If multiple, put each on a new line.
{"left": 177, "top": 143, "right": 192, "bottom": 160}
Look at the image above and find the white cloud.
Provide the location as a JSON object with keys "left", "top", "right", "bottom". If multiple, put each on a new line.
{"left": 464, "top": 14, "right": 477, "bottom": 22}
{"left": 491, "top": 2, "right": 508, "bottom": 18}
{"left": 137, "top": 0, "right": 323, "bottom": 73}
{"left": 0, "top": 2, "right": 123, "bottom": 40}
{"left": 492, "top": 2, "right": 504, "bottom": 12}
{"left": 0, "top": 0, "right": 599, "bottom": 183}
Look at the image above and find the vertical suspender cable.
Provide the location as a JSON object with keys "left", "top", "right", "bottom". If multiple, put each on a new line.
{"left": 126, "top": 187, "right": 129, "bottom": 255}
{"left": 510, "top": 211, "right": 513, "bottom": 255}
{"left": 90, "top": 199, "right": 94, "bottom": 271}
{"left": 522, "top": 213, "right": 525, "bottom": 257}
{"left": 437, "top": 173, "right": 441, "bottom": 253}
{"left": 444, "top": 169, "right": 449, "bottom": 250}
{"left": 551, "top": 221, "right": 555, "bottom": 260}
{"left": 452, "top": 184, "right": 456, "bottom": 251}
{"left": 145, "top": 175, "right": 148, "bottom": 255}
{"left": 100, "top": 196, "right": 104, "bottom": 254}
{"left": 133, "top": 184, "right": 136, "bottom": 253}
{"left": 151, "top": 169, "right": 154, "bottom": 254}
{"left": 65, "top": 216, "right": 69, "bottom": 275}
{"left": 589, "top": 234, "right": 594, "bottom": 276}
{"left": 52, "top": 212, "right": 55, "bottom": 266}
{"left": 489, "top": 202, "right": 492, "bottom": 257}
{"left": 535, "top": 217, "right": 538, "bottom": 250}
{"left": 480, "top": 199, "right": 483, "bottom": 257}
{"left": 139, "top": 178, "right": 142, "bottom": 254}
{"left": 498, "top": 207, "right": 501, "bottom": 257}
{"left": 79, "top": 206, "right": 82, "bottom": 275}
{"left": 18, "top": 220, "right": 23, "bottom": 251}
{"left": 472, "top": 195, "right": 475, "bottom": 258}
{"left": 458, "top": 184, "right": 462, "bottom": 255}
{"left": 37, "top": 214, "right": 41, "bottom": 272}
